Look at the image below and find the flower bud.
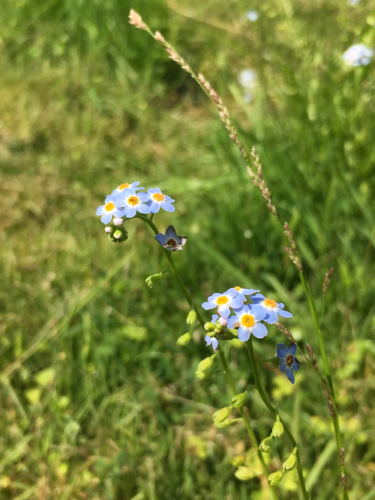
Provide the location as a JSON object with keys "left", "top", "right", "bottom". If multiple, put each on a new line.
{"left": 230, "top": 392, "right": 246, "bottom": 409}
{"left": 109, "top": 226, "right": 128, "bottom": 243}
{"left": 186, "top": 310, "right": 197, "bottom": 326}
{"left": 105, "top": 226, "right": 112, "bottom": 233}
{"left": 113, "top": 230, "right": 122, "bottom": 239}
{"left": 231, "top": 456, "right": 245, "bottom": 467}
{"left": 113, "top": 217, "right": 124, "bottom": 226}
{"left": 214, "top": 325, "right": 223, "bottom": 334}
{"left": 195, "top": 370, "right": 206, "bottom": 380}
{"left": 218, "top": 316, "right": 227, "bottom": 327}
{"left": 235, "top": 466, "right": 255, "bottom": 481}
{"left": 213, "top": 406, "right": 231, "bottom": 424}
{"left": 145, "top": 273, "right": 163, "bottom": 289}
{"left": 204, "top": 322, "right": 216, "bottom": 332}
{"left": 272, "top": 415, "right": 284, "bottom": 439}
{"left": 177, "top": 333, "right": 191, "bottom": 346}
{"left": 267, "top": 470, "right": 284, "bottom": 486}
{"left": 283, "top": 447, "right": 298, "bottom": 471}
{"left": 260, "top": 436, "right": 273, "bottom": 453}
{"left": 196, "top": 355, "right": 215, "bottom": 373}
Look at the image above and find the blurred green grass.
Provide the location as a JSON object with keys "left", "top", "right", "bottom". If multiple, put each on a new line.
{"left": 1, "top": 0, "right": 375, "bottom": 498}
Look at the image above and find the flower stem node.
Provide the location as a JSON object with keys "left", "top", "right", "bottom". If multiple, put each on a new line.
{"left": 272, "top": 415, "right": 284, "bottom": 439}
{"left": 145, "top": 273, "right": 163, "bottom": 289}
{"left": 260, "top": 436, "right": 273, "bottom": 453}
{"left": 177, "top": 333, "right": 191, "bottom": 346}
{"left": 283, "top": 447, "right": 298, "bottom": 471}
{"left": 235, "top": 466, "right": 255, "bottom": 481}
{"left": 230, "top": 392, "right": 247, "bottom": 409}
{"left": 213, "top": 406, "right": 231, "bottom": 424}
{"left": 186, "top": 310, "right": 197, "bottom": 326}
{"left": 231, "top": 456, "right": 246, "bottom": 467}
{"left": 268, "top": 470, "right": 284, "bottom": 486}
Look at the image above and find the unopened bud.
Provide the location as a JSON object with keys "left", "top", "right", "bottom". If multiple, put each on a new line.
{"left": 186, "top": 310, "right": 197, "bottom": 326}
{"left": 113, "top": 217, "right": 124, "bottom": 226}
{"left": 195, "top": 370, "right": 206, "bottom": 380}
{"left": 218, "top": 316, "right": 227, "bottom": 327}
{"left": 105, "top": 226, "right": 112, "bottom": 233}
{"left": 177, "top": 333, "right": 191, "bottom": 346}
{"left": 214, "top": 418, "right": 239, "bottom": 428}
{"left": 204, "top": 322, "right": 216, "bottom": 332}
{"left": 230, "top": 392, "right": 246, "bottom": 409}
{"left": 231, "top": 456, "right": 245, "bottom": 467}
{"left": 272, "top": 416, "right": 284, "bottom": 439}
{"left": 268, "top": 470, "right": 284, "bottom": 486}
{"left": 196, "top": 355, "right": 215, "bottom": 373}
{"left": 260, "top": 436, "right": 273, "bottom": 453}
{"left": 113, "top": 230, "right": 122, "bottom": 239}
{"left": 283, "top": 447, "right": 297, "bottom": 471}
{"left": 145, "top": 273, "right": 163, "bottom": 289}
{"left": 213, "top": 407, "right": 231, "bottom": 424}
{"left": 235, "top": 466, "right": 255, "bottom": 481}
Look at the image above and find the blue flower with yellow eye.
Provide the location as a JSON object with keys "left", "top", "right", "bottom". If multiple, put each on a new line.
{"left": 227, "top": 304, "right": 267, "bottom": 341}
{"left": 113, "top": 189, "right": 151, "bottom": 218}
{"left": 155, "top": 225, "right": 187, "bottom": 251}
{"left": 250, "top": 293, "right": 292, "bottom": 324}
{"left": 112, "top": 181, "right": 144, "bottom": 195}
{"left": 276, "top": 343, "right": 301, "bottom": 384}
{"left": 202, "top": 288, "right": 243, "bottom": 319}
{"left": 147, "top": 188, "right": 175, "bottom": 213}
{"left": 232, "top": 286, "right": 259, "bottom": 304}
{"left": 96, "top": 194, "right": 125, "bottom": 224}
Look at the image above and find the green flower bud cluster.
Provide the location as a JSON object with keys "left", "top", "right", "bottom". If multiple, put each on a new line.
{"left": 266, "top": 448, "right": 298, "bottom": 487}
{"left": 230, "top": 391, "right": 247, "bottom": 409}
{"left": 107, "top": 225, "right": 128, "bottom": 243}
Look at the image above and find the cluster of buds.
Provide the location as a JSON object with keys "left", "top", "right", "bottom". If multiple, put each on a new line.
{"left": 306, "top": 343, "right": 319, "bottom": 372}
{"left": 322, "top": 378, "right": 336, "bottom": 419}
{"left": 104, "top": 219, "right": 128, "bottom": 243}
{"left": 248, "top": 148, "right": 278, "bottom": 217}
{"left": 323, "top": 267, "right": 334, "bottom": 296}
{"left": 283, "top": 222, "right": 302, "bottom": 272}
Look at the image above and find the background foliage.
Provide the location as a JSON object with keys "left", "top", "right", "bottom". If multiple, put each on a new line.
{"left": 1, "top": 0, "right": 375, "bottom": 498}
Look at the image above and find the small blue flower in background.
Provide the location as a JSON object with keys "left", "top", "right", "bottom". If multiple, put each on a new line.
{"left": 202, "top": 288, "right": 243, "bottom": 318}
{"left": 155, "top": 225, "right": 187, "bottom": 251}
{"left": 227, "top": 304, "right": 267, "bottom": 341}
{"left": 114, "top": 190, "right": 151, "bottom": 218}
{"left": 342, "top": 44, "right": 373, "bottom": 66}
{"left": 96, "top": 195, "right": 125, "bottom": 224}
{"left": 205, "top": 335, "right": 219, "bottom": 351}
{"left": 348, "top": 0, "right": 360, "bottom": 5}
{"left": 238, "top": 69, "right": 257, "bottom": 89}
{"left": 251, "top": 294, "right": 292, "bottom": 324}
{"left": 276, "top": 343, "right": 301, "bottom": 384}
{"left": 247, "top": 10, "right": 259, "bottom": 21}
{"left": 233, "top": 286, "right": 259, "bottom": 304}
{"left": 147, "top": 188, "right": 175, "bottom": 213}
{"left": 112, "top": 181, "right": 144, "bottom": 195}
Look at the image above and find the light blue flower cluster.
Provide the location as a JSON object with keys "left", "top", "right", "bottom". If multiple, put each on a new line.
{"left": 96, "top": 182, "right": 175, "bottom": 224}
{"left": 342, "top": 44, "right": 373, "bottom": 67}
{"left": 202, "top": 287, "right": 292, "bottom": 349}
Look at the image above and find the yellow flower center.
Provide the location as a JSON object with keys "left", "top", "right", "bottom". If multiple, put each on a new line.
{"left": 234, "top": 286, "right": 242, "bottom": 292}
{"left": 153, "top": 193, "right": 165, "bottom": 202}
{"left": 241, "top": 314, "right": 255, "bottom": 328}
{"left": 264, "top": 298, "right": 277, "bottom": 308}
{"left": 216, "top": 296, "right": 229, "bottom": 305}
{"left": 105, "top": 202, "right": 115, "bottom": 211}
{"left": 119, "top": 183, "right": 130, "bottom": 190}
{"left": 286, "top": 354, "right": 294, "bottom": 367}
{"left": 127, "top": 196, "right": 139, "bottom": 206}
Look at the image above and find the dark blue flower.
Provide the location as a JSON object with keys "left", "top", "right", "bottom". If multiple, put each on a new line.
{"left": 276, "top": 343, "right": 301, "bottom": 384}
{"left": 155, "top": 225, "right": 187, "bottom": 251}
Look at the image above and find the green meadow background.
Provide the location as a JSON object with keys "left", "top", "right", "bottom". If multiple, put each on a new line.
{"left": 1, "top": 0, "right": 375, "bottom": 498}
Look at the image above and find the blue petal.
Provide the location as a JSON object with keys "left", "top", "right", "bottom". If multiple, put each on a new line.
{"left": 165, "top": 226, "right": 177, "bottom": 239}
{"left": 101, "top": 213, "right": 112, "bottom": 224}
{"left": 147, "top": 201, "right": 160, "bottom": 213}
{"left": 211, "top": 314, "right": 219, "bottom": 322}
{"left": 279, "top": 359, "right": 287, "bottom": 373}
{"left": 137, "top": 203, "right": 151, "bottom": 214}
{"left": 276, "top": 344, "right": 288, "bottom": 358}
{"left": 217, "top": 304, "right": 230, "bottom": 318}
{"left": 285, "top": 368, "right": 295, "bottom": 384}
{"left": 227, "top": 315, "right": 239, "bottom": 328}
{"left": 164, "top": 195, "right": 175, "bottom": 202}
{"left": 113, "top": 208, "right": 125, "bottom": 217}
{"left": 96, "top": 206, "right": 105, "bottom": 215}
{"left": 138, "top": 192, "right": 150, "bottom": 202}
{"left": 263, "top": 310, "right": 278, "bottom": 324}
{"left": 208, "top": 293, "right": 221, "bottom": 302}
{"left": 251, "top": 322, "right": 268, "bottom": 339}
{"left": 234, "top": 304, "right": 250, "bottom": 316}
{"left": 230, "top": 295, "right": 244, "bottom": 309}
{"left": 148, "top": 188, "right": 161, "bottom": 194}
{"left": 249, "top": 305, "right": 266, "bottom": 321}
{"left": 241, "top": 288, "right": 260, "bottom": 295}
{"left": 202, "top": 301, "right": 216, "bottom": 310}
{"left": 155, "top": 234, "right": 167, "bottom": 246}
{"left": 205, "top": 335, "right": 212, "bottom": 346}
{"left": 238, "top": 327, "right": 251, "bottom": 342}
{"left": 277, "top": 308, "right": 293, "bottom": 319}
{"left": 292, "top": 358, "right": 301, "bottom": 371}
{"left": 287, "top": 342, "right": 297, "bottom": 356}
{"left": 160, "top": 201, "right": 175, "bottom": 212}
{"left": 225, "top": 288, "right": 238, "bottom": 297}
{"left": 211, "top": 338, "right": 219, "bottom": 350}
{"left": 250, "top": 293, "right": 265, "bottom": 303}
{"left": 124, "top": 207, "right": 136, "bottom": 218}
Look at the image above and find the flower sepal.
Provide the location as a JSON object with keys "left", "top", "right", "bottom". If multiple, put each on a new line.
{"left": 106, "top": 225, "right": 128, "bottom": 243}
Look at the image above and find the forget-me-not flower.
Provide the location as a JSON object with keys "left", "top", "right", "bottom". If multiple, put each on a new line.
{"left": 202, "top": 288, "right": 243, "bottom": 318}
{"left": 205, "top": 335, "right": 219, "bottom": 351}
{"left": 238, "top": 69, "right": 257, "bottom": 89}
{"left": 227, "top": 304, "right": 267, "bottom": 341}
{"left": 276, "top": 343, "right": 301, "bottom": 384}
{"left": 155, "top": 225, "right": 187, "bottom": 251}
{"left": 147, "top": 188, "right": 175, "bottom": 213}
{"left": 96, "top": 195, "right": 125, "bottom": 224}
{"left": 342, "top": 44, "right": 373, "bottom": 66}
{"left": 114, "top": 190, "right": 151, "bottom": 218}
{"left": 247, "top": 10, "right": 259, "bottom": 21}
{"left": 251, "top": 294, "right": 292, "bottom": 324}
{"left": 348, "top": 0, "right": 360, "bottom": 5}
{"left": 112, "top": 182, "right": 144, "bottom": 195}
{"left": 233, "top": 286, "right": 259, "bottom": 304}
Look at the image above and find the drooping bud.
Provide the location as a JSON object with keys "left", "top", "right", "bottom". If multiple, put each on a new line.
{"left": 272, "top": 415, "right": 284, "bottom": 439}
{"left": 231, "top": 456, "right": 245, "bottom": 467}
{"left": 204, "top": 322, "right": 216, "bottom": 332}
{"left": 260, "top": 436, "right": 273, "bottom": 453}
{"left": 230, "top": 392, "right": 247, "bottom": 409}
{"left": 267, "top": 470, "right": 284, "bottom": 486}
{"left": 213, "top": 407, "right": 231, "bottom": 424}
{"left": 235, "top": 466, "right": 255, "bottom": 481}
{"left": 186, "top": 310, "right": 197, "bottom": 326}
{"left": 195, "top": 355, "right": 215, "bottom": 378}
{"left": 145, "top": 273, "right": 163, "bottom": 289}
{"left": 283, "top": 447, "right": 297, "bottom": 471}
{"left": 177, "top": 333, "right": 191, "bottom": 346}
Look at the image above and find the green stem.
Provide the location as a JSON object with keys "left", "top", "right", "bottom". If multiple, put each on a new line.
{"left": 247, "top": 337, "right": 308, "bottom": 500}
{"left": 137, "top": 214, "right": 277, "bottom": 497}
